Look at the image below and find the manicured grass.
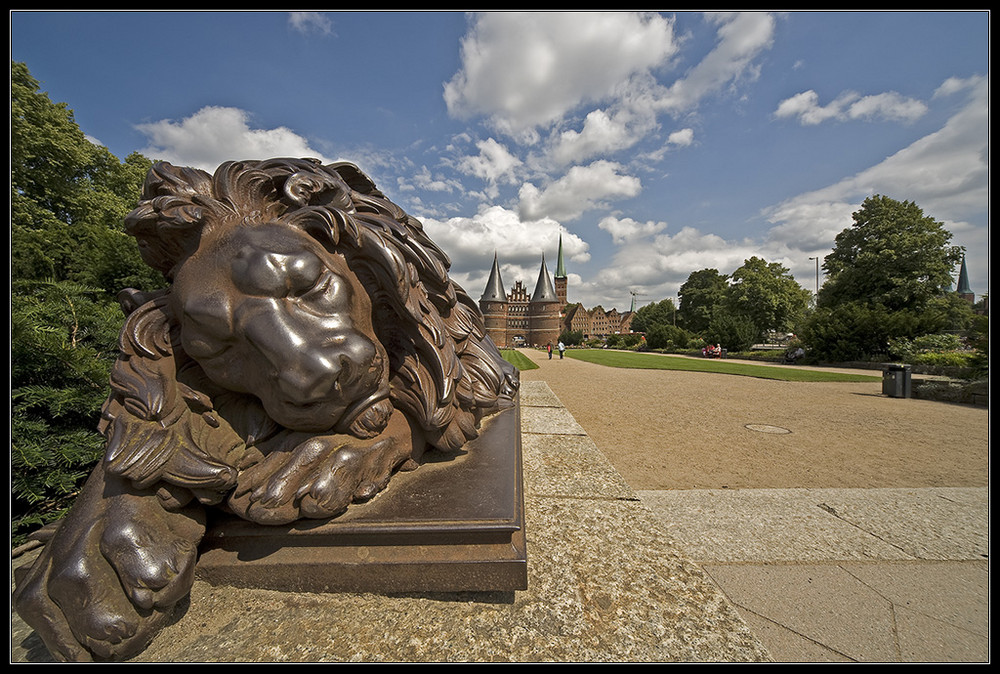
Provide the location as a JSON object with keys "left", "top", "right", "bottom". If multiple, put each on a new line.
{"left": 500, "top": 349, "right": 539, "bottom": 371}
{"left": 565, "top": 349, "right": 880, "bottom": 383}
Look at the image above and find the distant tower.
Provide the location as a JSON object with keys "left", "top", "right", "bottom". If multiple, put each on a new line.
{"left": 528, "top": 254, "right": 562, "bottom": 346}
{"left": 479, "top": 253, "right": 509, "bottom": 347}
{"left": 956, "top": 256, "right": 974, "bottom": 304}
{"left": 554, "top": 234, "right": 568, "bottom": 308}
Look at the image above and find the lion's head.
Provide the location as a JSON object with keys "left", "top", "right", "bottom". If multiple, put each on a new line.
{"left": 99, "top": 158, "right": 518, "bottom": 506}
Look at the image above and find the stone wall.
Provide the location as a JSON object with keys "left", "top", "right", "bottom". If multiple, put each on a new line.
{"left": 911, "top": 378, "right": 989, "bottom": 407}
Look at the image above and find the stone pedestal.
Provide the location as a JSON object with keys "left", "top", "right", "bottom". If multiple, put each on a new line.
{"left": 195, "top": 401, "right": 527, "bottom": 593}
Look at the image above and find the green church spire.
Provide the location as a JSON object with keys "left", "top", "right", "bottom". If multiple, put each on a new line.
{"left": 956, "top": 255, "right": 973, "bottom": 294}
{"left": 555, "top": 234, "right": 567, "bottom": 279}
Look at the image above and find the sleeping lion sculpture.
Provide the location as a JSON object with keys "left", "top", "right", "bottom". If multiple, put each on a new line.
{"left": 14, "top": 158, "right": 520, "bottom": 661}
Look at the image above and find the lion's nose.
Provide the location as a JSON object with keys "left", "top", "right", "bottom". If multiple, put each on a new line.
{"left": 273, "top": 339, "right": 378, "bottom": 404}
{"left": 275, "top": 352, "right": 347, "bottom": 403}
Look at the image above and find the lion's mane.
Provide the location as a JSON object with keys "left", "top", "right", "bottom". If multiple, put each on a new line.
{"left": 99, "top": 158, "right": 518, "bottom": 504}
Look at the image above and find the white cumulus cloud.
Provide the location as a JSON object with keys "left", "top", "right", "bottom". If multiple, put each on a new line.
{"left": 598, "top": 216, "right": 669, "bottom": 245}
{"left": 775, "top": 89, "right": 928, "bottom": 125}
{"left": 444, "top": 12, "right": 680, "bottom": 140}
{"left": 136, "top": 106, "right": 330, "bottom": 171}
{"left": 518, "top": 160, "right": 642, "bottom": 222}
{"left": 455, "top": 138, "right": 523, "bottom": 198}
{"left": 288, "top": 12, "right": 333, "bottom": 36}
{"left": 764, "top": 74, "right": 987, "bottom": 285}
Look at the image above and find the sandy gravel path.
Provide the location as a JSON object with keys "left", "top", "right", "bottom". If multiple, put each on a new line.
{"left": 517, "top": 349, "right": 988, "bottom": 490}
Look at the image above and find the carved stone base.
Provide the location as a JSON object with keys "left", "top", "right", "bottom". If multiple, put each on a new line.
{"left": 195, "top": 400, "right": 527, "bottom": 593}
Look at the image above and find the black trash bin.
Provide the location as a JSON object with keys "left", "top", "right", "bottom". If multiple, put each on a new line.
{"left": 882, "top": 363, "right": 912, "bottom": 398}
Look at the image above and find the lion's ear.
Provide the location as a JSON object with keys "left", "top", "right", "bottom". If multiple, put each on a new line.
{"left": 117, "top": 288, "right": 170, "bottom": 316}
{"left": 287, "top": 206, "right": 361, "bottom": 252}
{"left": 328, "top": 162, "right": 379, "bottom": 196}
{"left": 142, "top": 161, "right": 214, "bottom": 200}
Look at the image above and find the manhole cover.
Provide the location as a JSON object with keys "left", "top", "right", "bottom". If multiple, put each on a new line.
{"left": 745, "top": 424, "right": 792, "bottom": 434}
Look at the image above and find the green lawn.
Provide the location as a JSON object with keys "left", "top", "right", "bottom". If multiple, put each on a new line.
{"left": 565, "top": 349, "right": 880, "bottom": 383}
{"left": 500, "top": 349, "right": 539, "bottom": 371}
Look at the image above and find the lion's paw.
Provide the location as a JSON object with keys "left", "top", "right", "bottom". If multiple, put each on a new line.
{"left": 13, "top": 467, "right": 207, "bottom": 662}
{"left": 15, "top": 514, "right": 190, "bottom": 660}
{"left": 100, "top": 494, "right": 205, "bottom": 610}
{"left": 229, "top": 434, "right": 411, "bottom": 524}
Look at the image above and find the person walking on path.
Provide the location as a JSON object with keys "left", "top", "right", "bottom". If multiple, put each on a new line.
{"left": 547, "top": 342, "right": 553, "bottom": 359}
{"left": 558, "top": 341, "right": 565, "bottom": 359}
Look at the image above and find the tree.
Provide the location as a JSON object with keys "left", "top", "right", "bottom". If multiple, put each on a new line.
{"left": 819, "top": 195, "right": 963, "bottom": 313}
{"left": 11, "top": 280, "right": 124, "bottom": 538}
{"left": 559, "top": 329, "right": 584, "bottom": 346}
{"left": 630, "top": 298, "right": 677, "bottom": 333}
{"left": 11, "top": 61, "right": 158, "bottom": 544}
{"left": 705, "top": 313, "right": 758, "bottom": 352}
{"left": 801, "top": 196, "right": 969, "bottom": 362}
{"left": 723, "top": 257, "right": 812, "bottom": 340}
{"left": 678, "top": 268, "right": 728, "bottom": 334}
{"left": 12, "top": 61, "right": 160, "bottom": 292}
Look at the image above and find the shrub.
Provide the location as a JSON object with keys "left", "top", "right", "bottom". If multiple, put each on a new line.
{"left": 890, "top": 333, "right": 964, "bottom": 360}
{"left": 799, "top": 302, "right": 894, "bottom": 361}
{"left": 910, "top": 351, "right": 976, "bottom": 368}
{"left": 646, "top": 324, "right": 690, "bottom": 350}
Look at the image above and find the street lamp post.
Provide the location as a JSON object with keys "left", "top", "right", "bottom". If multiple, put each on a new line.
{"left": 808, "top": 256, "right": 820, "bottom": 296}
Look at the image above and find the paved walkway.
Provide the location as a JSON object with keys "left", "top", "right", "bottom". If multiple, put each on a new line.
{"left": 518, "top": 349, "right": 989, "bottom": 662}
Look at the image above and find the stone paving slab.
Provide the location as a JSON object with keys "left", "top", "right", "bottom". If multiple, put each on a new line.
{"left": 704, "top": 562, "right": 902, "bottom": 661}
{"left": 637, "top": 487, "right": 988, "bottom": 562}
{"left": 520, "top": 404, "right": 588, "bottom": 437}
{"left": 700, "top": 561, "right": 989, "bottom": 662}
{"left": 637, "top": 487, "right": 989, "bottom": 662}
{"left": 520, "top": 433, "right": 635, "bottom": 500}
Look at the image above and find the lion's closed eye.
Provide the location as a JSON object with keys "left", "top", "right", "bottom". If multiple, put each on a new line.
{"left": 182, "top": 330, "right": 233, "bottom": 360}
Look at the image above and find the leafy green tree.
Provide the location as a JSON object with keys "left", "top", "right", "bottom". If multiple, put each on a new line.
{"left": 801, "top": 296, "right": 974, "bottom": 364}
{"left": 605, "top": 333, "right": 643, "bottom": 349}
{"left": 723, "top": 257, "right": 812, "bottom": 341}
{"left": 802, "top": 196, "right": 969, "bottom": 361}
{"left": 559, "top": 329, "right": 584, "bottom": 346}
{"left": 966, "top": 313, "right": 989, "bottom": 377}
{"left": 705, "top": 313, "right": 758, "bottom": 352}
{"left": 12, "top": 61, "right": 160, "bottom": 292}
{"left": 678, "top": 268, "right": 728, "bottom": 334}
{"left": 630, "top": 298, "right": 677, "bottom": 333}
{"left": 11, "top": 61, "right": 159, "bottom": 543}
{"left": 646, "top": 324, "right": 689, "bottom": 350}
{"left": 819, "top": 195, "right": 963, "bottom": 312}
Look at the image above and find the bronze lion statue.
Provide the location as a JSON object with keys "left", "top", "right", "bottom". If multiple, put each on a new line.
{"left": 14, "top": 158, "right": 519, "bottom": 661}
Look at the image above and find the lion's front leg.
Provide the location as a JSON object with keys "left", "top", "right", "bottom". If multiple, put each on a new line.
{"left": 13, "top": 462, "right": 206, "bottom": 661}
{"left": 228, "top": 409, "right": 421, "bottom": 525}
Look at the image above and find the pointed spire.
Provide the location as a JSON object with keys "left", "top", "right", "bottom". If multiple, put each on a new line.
{"left": 480, "top": 252, "right": 507, "bottom": 302}
{"left": 956, "top": 255, "right": 973, "bottom": 294}
{"left": 555, "top": 234, "right": 567, "bottom": 279}
{"left": 531, "top": 254, "right": 558, "bottom": 303}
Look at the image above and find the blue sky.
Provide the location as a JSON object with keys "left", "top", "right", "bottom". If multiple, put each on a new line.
{"left": 11, "top": 11, "right": 989, "bottom": 311}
